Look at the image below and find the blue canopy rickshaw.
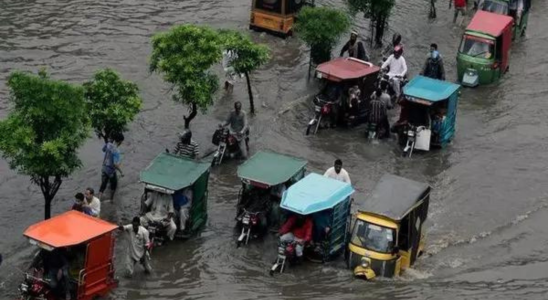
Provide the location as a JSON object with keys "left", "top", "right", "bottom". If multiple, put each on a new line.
{"left": 398, "top": 76, "right": 461, "bottom": 157}
{"left": 271, "top": 173, "right": 354, "bottom": 274}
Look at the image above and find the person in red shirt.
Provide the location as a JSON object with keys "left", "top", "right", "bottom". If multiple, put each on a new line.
{"left": 449, "top": 0, "right": 467, "bottom": 24}
{"left": 279, "top": 215, "right": 314, "bottom": 260}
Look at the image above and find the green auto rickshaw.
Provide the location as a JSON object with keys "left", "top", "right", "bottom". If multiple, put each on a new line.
{"left": 236, "top": 151, "right": 307, "bottom": 247}
{"left": 139, "top": 153, "right": 210, "bottom": 245}
{"left": 478, "top": 0, "right": 531, "bottom": 39}
{"left": 457, "top": 10, "right": 514, "bottom": 87}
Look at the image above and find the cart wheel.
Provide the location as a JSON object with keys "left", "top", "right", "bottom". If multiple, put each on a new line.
{"left": 269, "top": 269, "right": 275, "bottom": 276}
{"left": 236, "top": 241, "right": 242, "bottom": 248}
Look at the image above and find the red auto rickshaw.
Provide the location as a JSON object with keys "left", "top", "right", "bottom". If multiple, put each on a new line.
{"left": 19, "top": 211, "right": 118, "bottom": 300}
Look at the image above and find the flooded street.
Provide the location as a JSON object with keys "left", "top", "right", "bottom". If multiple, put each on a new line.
{"left": 1, "top": 0, "right": 548, "bottom": 299}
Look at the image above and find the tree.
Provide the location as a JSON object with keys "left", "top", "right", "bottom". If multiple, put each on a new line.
{"left": 294, "top": 6, "right": 351, "bottom": 73}
{"left": 0, "top": 70, "right": 89, "bottom": 219}
{"left": 150, "top": 25, "right": 222, "bottom": 129}
{"left": 84, "top": 69, "right": 142, "bottom": 143}
{"left": 347, "top": 0, "right": 395, "bottom": 47}
{"left": 219, "top": 30, "right": 270, "bottom": 114}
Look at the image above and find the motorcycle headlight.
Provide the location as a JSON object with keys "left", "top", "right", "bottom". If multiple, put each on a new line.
{"left": 361, "top": 257, "right": 370, "bottom": 268}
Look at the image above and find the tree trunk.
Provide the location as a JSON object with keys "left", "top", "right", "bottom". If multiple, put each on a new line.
{"left": 244, "top": 72, "right": 255, "bottom": 114}
{"left": 183, "top": 102, "right": 198, "bottom": 129}
{"left": 37, "top": 175, "right": 63, "bottom": 219}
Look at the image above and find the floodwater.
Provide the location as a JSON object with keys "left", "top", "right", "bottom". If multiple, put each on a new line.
{"left": 1, "top": 0, "right": 548, "bottom": 299}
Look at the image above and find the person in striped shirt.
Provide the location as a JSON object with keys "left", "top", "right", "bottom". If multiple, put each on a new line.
{"left": 168, "top": 130, "right": 200, "bottom": 160}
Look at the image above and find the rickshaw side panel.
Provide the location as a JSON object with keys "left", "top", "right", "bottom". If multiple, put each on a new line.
{"left": 190, "top": 170, "right": 210, "bottom": 232}
{"left": 79, "top": 232, "right": 116, "bottom": 300}
{"left": 325, "top": 196, "right": 351, "bottom": 258}
{"left": 439, "top": 91, "right": 459, "bottom": 146}
{"left": 500, "top": 21, "right": 513, "bottom": 72}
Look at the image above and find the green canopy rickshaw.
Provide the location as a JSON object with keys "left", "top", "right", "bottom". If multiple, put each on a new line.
{"left": 140, "top": 153, "right": 210, "bottom": 244}
{"left": 235, "top": 151, "right": 307, "bottom": 247}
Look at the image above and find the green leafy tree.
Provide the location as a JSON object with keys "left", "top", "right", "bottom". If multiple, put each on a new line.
{"left": 150, "top": 24, "right": 222, "bottom": 128}
{"left": 0, "top": 70, "right": 89, "bottom": 219}
{"left": 219, "top": 30, "right": 270, "bottom": 114}
{"left": 347, "top": 0, "right": 395, "bottom": 47}
{"left": 295, "top": 6, "right": 351, "bottom": 66}
{"left": 84, "top": 68, "right": 142, "bottom": 143}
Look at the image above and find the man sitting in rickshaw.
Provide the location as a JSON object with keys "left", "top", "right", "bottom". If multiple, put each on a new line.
{"left": 345, "top": 85, "right": 361, "bottom": 123}
{"left": 431, "top": 106, "right": 447, "bottom": 144}
{"left": 141, "top": 190, "right": 177, "bottom": 241}
{"left": 173, "top": 187, "right": 193, "bottom": 233}
{"left": 279, "top": 214, "right": 314, "bottom": 263}
{"left": 30, "top": 248, "right": 72, "bottom": 300}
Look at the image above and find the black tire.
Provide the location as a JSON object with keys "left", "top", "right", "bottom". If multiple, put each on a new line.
{"left": 236, "top": 241, "right": 242, "bottom": 248}
{"left": 306, "top": 124, "right": 312, "bottom": 136}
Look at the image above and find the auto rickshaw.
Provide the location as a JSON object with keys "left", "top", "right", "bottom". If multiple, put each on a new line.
{"left": 396, "top": 76, "right": 461, "bottom": 157}
{"left": 270, "top": 173, "right": 354, "bottom": 274}
{"left": 236, "top": 151, "right": 307, "bottom": 247}
{"left": 306, "top": 57, "right": 380, "bottom": 135}
{"left": 249, "top": 0, "right": 314, "bottom": 37}
{"left": 478, "top": 0, "right": 531, "bottom": 39}
{"left": 20, "top": 211, "right": 118, "bottom": 300}
{"left": 457, "top": 10, "right": 514, "bottom": 87}
{"left": 348, "top": 174, "right": 430, "bottom": 280}
{"left": 139, "top": 152, "right": 210, "bottom": 245}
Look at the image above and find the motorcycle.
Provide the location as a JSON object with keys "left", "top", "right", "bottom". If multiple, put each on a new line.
{"left": 18, "top": 270, "right": 59, "bottom": 300}
{"left": 236, "top": 208, "right": 265, "bottom": 247}
{"left": 146, "top": 219, "right": 171, "bottom": 249}
{"left": 402, "top": 125, "right": 427, "bottom": 158}
{"left": 306, "top": 95, "right": 335, "bottom": 136}
{"left": 212, "top": 126, "right": 249, "bottom": 165}
{"left": 378, "top": 69, "right": 408, "bottom": 106}
{"left": 269, "top": 241, "right": 298, "bottom": 275}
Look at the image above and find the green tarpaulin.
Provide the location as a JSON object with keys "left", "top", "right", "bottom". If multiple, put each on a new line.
{"left": 237, "top": 151, "right": 307, "bottom": 186}
{"left": 140, "top": 152, "right": 210, "bottom": 191}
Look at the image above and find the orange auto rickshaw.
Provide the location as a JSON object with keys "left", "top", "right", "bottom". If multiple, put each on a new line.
{"left": 19, "top": 211, "right": 118, "bottom": 300}
{"left": 249, "top": 0, "right": 314, "bottom": 37}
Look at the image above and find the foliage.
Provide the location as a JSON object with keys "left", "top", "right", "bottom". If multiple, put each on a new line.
{"left": 150, "top": 24, "right": 223, "bottom": 127}
{"left": 295, "top": 6, "right": 351, "bottom": 65}
{"left": 219, "top": 30, "right": 271, "bottom": 113}
{"left": 347, "top": 0, "right": 395, "bottom": 46}
{"left": 84, "top": 68, "right": 142, "bottom": 142}
{"left": 0, "top": 70, "right": 89, "bottom": 219}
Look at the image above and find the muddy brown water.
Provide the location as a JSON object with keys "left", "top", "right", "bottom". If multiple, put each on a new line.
{"left": 1, "top": 0, "right": 548, "bottom": 299}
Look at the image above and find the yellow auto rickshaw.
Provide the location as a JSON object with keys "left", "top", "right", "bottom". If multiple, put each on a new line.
{"left": 347, "top": 174, "right": 430, "bottom": 279}
{"left": 249, "top": 0, "right": 314, "bottom": 37}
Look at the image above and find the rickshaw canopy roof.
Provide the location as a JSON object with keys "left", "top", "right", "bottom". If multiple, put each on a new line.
{"left": 361, "top": 174, "right": 430, "bottom": 221}
{"left": 466, "top": 10, "right": 513, "bottom": 37}
{"left": 24, "top": 211, "right": 118, "bottom": 248}
{"left": 140, "top": 152, "right": 210, "bottom": 191}
{"left": 316, "top": 57, "right": 380, "bottom": 82}
{"left": 403, "top": 76, "right": 461, "bottom": 103}
{"left": 237, "top": 151, "right": 307, "bottom": 186}
{"left": 281, "top": 173, "right": 354, "bottom": 215}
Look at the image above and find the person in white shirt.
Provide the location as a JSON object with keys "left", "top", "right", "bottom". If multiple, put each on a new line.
{"left": 141, "top": 191, "right": 177, "bottom": 241}
{"left": 324, "top": 159, "right": 351, "bottom": 184}
{"left": 119, "top": 217, "right": 152, "bottom": 277}
{"left": 381, "top": 45, "right": 408, "bottom": 99}
{"left": 84, "top": 188, "right": 101, "bottom": 217}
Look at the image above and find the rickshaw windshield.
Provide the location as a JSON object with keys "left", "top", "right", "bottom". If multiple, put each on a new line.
{"left": 459, "top": 36, "right": 495, "bottom": 59}
{"left": 351, "top": 219, "right": 395, "bottom": 253}
{"left": 255, "top": 0, "right": 282, "bottom": 14}
{"left": 480, "top": 0, "right": 509, "bottom": 14}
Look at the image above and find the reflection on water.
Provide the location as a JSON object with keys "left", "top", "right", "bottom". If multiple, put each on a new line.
{"left": 1, "top": 0, "right": 548, "bottom": 299}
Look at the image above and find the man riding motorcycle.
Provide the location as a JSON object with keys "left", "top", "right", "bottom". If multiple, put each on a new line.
{"left": 340, "top": 31, "right": 370, "bottom": 61}
{"left": 278, "top": 215, "right": 313, "bottom": 263}
{"left": 220, "top": 101, "right": 249, "bottom": 159}
{"left": 381, "top": 45, "right": 408, "bottom": 100}
{"left": 140, "top": 190, "right": 177, "bottom": 241}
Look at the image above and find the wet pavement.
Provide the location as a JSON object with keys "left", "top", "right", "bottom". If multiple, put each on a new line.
{"left": 1, "top": 0, "right": 548, "bottom": 299}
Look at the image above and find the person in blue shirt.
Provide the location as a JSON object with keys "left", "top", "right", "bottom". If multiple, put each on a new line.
{"left": 99, "top": 132, "right": 124, "bottom": 201}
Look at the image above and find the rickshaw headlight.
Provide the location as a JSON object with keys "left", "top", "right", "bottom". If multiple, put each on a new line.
{"left": 360, "top": 257, "right": 370, "bottom": 268}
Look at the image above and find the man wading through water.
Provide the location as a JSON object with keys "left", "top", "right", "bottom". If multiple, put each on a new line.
{"left": 99, "top": 132, "right": 124, "bottom": 201}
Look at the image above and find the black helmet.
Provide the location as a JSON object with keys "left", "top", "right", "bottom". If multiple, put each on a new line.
{"left": 392, "top": 33, "right": 402, "bottom": 46}
{"left": 179, "top": 129, "right": 192, "bottom": 141}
